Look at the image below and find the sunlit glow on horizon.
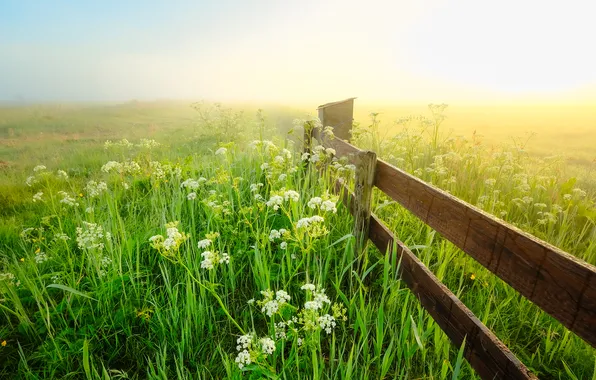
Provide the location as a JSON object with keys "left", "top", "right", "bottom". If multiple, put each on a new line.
{"left": 1, "top": 0, "right": 595, "bottom": 104}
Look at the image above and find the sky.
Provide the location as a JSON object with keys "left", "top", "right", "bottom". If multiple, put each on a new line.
{"left": 1, "top": 0, "right": 596, "bottom": 104}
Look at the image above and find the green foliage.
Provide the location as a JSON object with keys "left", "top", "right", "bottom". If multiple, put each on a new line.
{"left": 0, "top": 103, "right": 594, "bottom": 379}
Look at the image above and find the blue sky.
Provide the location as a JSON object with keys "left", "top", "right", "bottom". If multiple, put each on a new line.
{"left": 1, "top": 0, "right": 595, "bottom": 103}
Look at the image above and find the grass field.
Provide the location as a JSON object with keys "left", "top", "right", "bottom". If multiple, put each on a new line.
{"left": 1, "top": 101, "right": 595, "bottom": 379}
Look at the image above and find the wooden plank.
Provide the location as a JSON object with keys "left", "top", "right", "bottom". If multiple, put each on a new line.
{"left": 353, "top": 151, "right": 377, "bottom": 255}
{"left": 373, "top": 158, "right": 596, "bottom": 348}
{"left": 333, "top": 183, "right": 535, "bottom": 379}
{"left": 317, "top": 98, "right": 355, "bottom": 141}
{"left": 369, "top": 214, "right": 536, "bottom": 379}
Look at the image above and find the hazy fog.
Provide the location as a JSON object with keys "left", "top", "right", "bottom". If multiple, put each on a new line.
{"left": 2, "top": 0, "right": 596, "bottom": 105}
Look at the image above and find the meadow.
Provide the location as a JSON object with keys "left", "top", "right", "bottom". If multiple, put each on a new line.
{"left": 0, "top": 101, "right": 595, "bottom": 379}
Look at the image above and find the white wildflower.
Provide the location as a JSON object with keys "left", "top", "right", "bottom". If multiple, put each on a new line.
{"left": 266, "top": 195, "right": 284, "bottom": 210}
{"left": 200, "top": 251, "right": 215, "bottom": 269}
{"left": 284, "top": 190, "right": 300, "bottom": 202}
{"left": 320, "top": 200, "right": 337, "bottom": 213}
{"left": 262, "top": 300, "right": 279, "bottom": 317}
{"left": 32, "top": 191, "right": 43, "bottom": 202}
{"left": 34, "top": 251, "right": 48, "bottom": 264}
{"left": 307, "top": 197, "right": 322, "bottom": 209}
{"left": 25, "top": 176, "right": 37, "bottom": 187}
{"left": 318, "top": 314, "right": 337, "bottom": 334}
{"left": 197, "top": 239, "right": 212, "bottom": 249}
{"left": 260, "top": 337, "right": 276, "bottom": 355}
{"left": 76, "top": 222, "right": 107, "bottom": 251}
{"left": 57, "top": 170, "right": 69, "bottom": 180}
{"left": 235, "top": 350, "right": 251, "bottom": 369}
{"left": 276, "top": 290, "right": 291, "bottom": 304}
{"left": 269, "top": 229, "right": 281, "bottom": 241}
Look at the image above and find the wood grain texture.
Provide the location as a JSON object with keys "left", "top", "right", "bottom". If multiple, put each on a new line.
{"left": 353, "top": 151, "right": 377, "bottom": 254}
{"left": 373, "top": 158, "right": 596, "bottom": 348}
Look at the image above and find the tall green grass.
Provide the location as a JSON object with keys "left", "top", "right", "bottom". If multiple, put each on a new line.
{"left": 351, "top": 105, "right": 596, "bottom": 378}
{"left": 1, "top": 104, "right": 595, "bottom": 379}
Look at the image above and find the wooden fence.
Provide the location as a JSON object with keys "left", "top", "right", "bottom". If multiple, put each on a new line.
{"left": 304, "top": 99, "right": 596, "bottom": 380}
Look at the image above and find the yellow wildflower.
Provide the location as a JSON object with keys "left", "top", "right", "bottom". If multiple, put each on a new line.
{"left": 470, "top": 274, "right": 476, "bottom": 280}
{"left": 1, "top": 340, "right": 6, "bottom": 347}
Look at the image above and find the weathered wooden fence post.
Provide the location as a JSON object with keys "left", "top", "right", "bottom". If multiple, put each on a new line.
{"left": 353, "top": 150, "right": 377, "bottom": 256}
{"left": 317, "top": 98, "right": 356, "bottom": 141}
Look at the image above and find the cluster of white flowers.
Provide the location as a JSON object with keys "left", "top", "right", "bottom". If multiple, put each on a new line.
{"left": 54, "top": 232, "right": 70, "bottom": 242}
{"left": 187, "top": 192, "right": 197, "bottom": 200}
{"left": 137, "top": 139, "right": 160, "bottom": 149}
{"left": 250, "top": 183, "right": 264, "bottom": 193}
{"left": 234, "top": 284, "right": 347, "bottom": 369}
{"left": 235, "top": 334, "right": 254, "bottom": 369}
{"left": 293, "top": 118, "right": 322, "bottom": 131}
{"left": 318, "top": 314, "right": 337, "bottom": 334}
{"left": 572, "top": 187, "right": 587, "bottom": 198}
{"left": 57, "top": 170, "right": 69, "bottom": 180}
{"left": 196, "top": 233, "right": 229, "bottom": 270}
{"left": 257, "top": 289, "right": 291, "bottom": 317}
{"left": 265, "top": 195, "right": 283, "bottom": 210}
{"left": 302, "top": 145, "right": 336, "bottom": 164}
{"left": 101, "top": 160, "right": 141, "bottom": 175}
{"left": 265, "top": 190, "right": 300, "bottom": 210}
{"left": 200, "top": 251, "right": 230, "bottom": 270}
{"left": 302, "top": 284, "right": 331, "bottom": 311}
{"left": 260, "top": 337, "right": 276, "bottom": 355}
{"left": 536, "top": 211, "right": 558, "bottom": 225}
{"left": 233, "top": 332, "right": 279, "bottom": 369}
{"left": 104, "top": 139, "right": 133, "bottom": 149}
{"left": 33, "top": 165, "right": 47, "bottom": 172}
{"left": 85, "top": 180, "right": 108, "bottom": 197}
{"left": 25, "top": 176, "right": 38, "bottom": 187}
{"left": 484, "top": 178, "right": 497, "bottom": 187}
{"left": 181, "top": 177, "right": 207, "bottom": 191}
{"left": 249, "top": 139, "right": 278, "bottom": 154}
{"left": 0, "top": 272, "right": 19, "bottom": 287}
{"left": 149, "top": 161, "right": 182, "bottom": 180}
{"left": 330, "top": 159, "right": 356, "bottom": 177}
{"left": 296, "top": 215, "right": 324, "bottom": 229}
{"left": 34, "top": 251, "right": 48, "bottom": 264}
{"left": 215, "top": 147, "right": 228, "bottom": 156}
{"left": 32, "top": 191, "right": 43, "bottom": 203}
{"left": 149, "top": 221, "right": 188, "bottom": 254}
{"left": 268, "top": 228, "right": 288, "bottom": 242}
{"left": 197, "top": 238, "right": 212, "bottom": 249}
{"left": 76, "top": 222, "right": 110, "bottom": 251}
{"left": 307, "top": 195, "right": 338, "bottom": 213}
{"left": 284, "top": 190, "right": 300, "bottom": 202}
{"left": 58, "top": 191, "right": 79, "bottom": 207}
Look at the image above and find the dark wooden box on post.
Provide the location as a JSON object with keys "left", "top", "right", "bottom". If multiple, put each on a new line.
{"left": 317, "top": 97, "right": 356, "bottom": 141}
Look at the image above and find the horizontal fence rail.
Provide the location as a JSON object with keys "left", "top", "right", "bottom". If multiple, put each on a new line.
{"left": 335, "top": 182, "right": 535, "bottom": 379}
{"left": 312, "top": 128, "right": 596, "bottom": 349}
{"left": 308, "top": 108, "right": 596, "bottom": 379}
